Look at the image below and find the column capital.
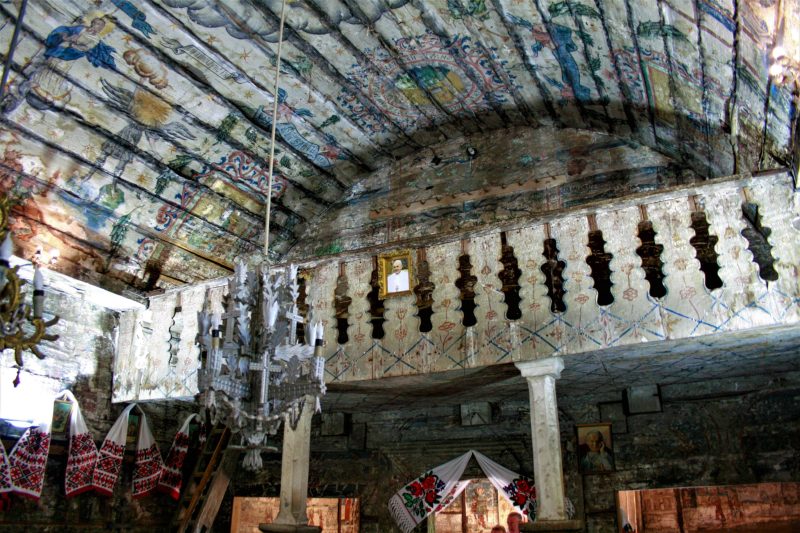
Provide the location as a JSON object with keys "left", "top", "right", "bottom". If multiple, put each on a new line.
{"left": 515, "top": 357, "right": 564, "bottom": 380}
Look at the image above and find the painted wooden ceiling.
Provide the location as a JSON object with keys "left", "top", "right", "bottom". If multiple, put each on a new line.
{"left": 0, "top": 0, "right": 794, "bottom": 296}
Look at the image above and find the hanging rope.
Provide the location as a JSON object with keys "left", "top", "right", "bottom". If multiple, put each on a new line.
{"left": 264, "top": 0, "right": 288, "bottom": 259}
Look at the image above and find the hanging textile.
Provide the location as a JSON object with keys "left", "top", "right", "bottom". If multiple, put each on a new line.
{"left": 93, "top": 403, "right": 136, "bottom": 496}
{"left": 474, "top": 450, "right": 537, "bottom": 519}
{"left": 93, "top": 404, "right": 163, "bottom": 498}
{"left": 0, "top": 439, "right": 11, "bottom": 510}
{"left": 58, "top": 391, "right": 99, "bottom": 498}
{"left": 132, "top": 409, "right": 163, "bottom": 498}
{"left": 157, "top": 413, "right": 199, "bottom": 500}
{"left": 388, "top": 450, "right": 553, "bottom": 532}
{"left": 8, "top": 423, "right": 51, "bottom": 500}
{"left": 388, "top": 451, "right": 473, "bottom": 533}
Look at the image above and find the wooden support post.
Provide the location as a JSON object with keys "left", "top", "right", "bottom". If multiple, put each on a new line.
{"left": 260, "top": 396, "right": 320, "bottom": 533}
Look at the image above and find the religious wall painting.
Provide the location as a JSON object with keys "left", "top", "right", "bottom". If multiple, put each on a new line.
{"left": 505, "top": 13, "right": 595, "bottom": 104}
{"left": 577, "top": 423, "right": 616, "bottom": 474}
{"left": 0, "top": 137, "right": 119, "bottom": 246}
{"left": 2, "top": 15, "right": 118, "bottom": 114}
{"left": 162, "top": 0, "right": 414, "bottom": 41}
{"left": 697, "top": 0, "right": 736, "bottom": 34}
{"left": 252, "top": 104, "right": 346, "bottom": 169}
{"left": 231, "top": 497, "right": 359, "bottom": 532}
{"left": 341, "top": 33, "right": 514, "bottom": 132}
{"left": 160, "top": 37, "right": 247, "bottom": 84}
{"left": 111, "top": 0, "right": 155, "bottom": 38}
{"left": 432, "top": 478, "right": 529, "bottom": 533}
{"left": 637, "top": 51, "right": 715, "bottom": 134}
{"left": 466, "top": 479, "right": 500, "bottom": 532}
{"left": 192, "top": 150, "right": 288, "bottom": 211}
{"left": 448, "top": 0, "right": 489, "bottom": 20}
{"left": 378, "top": 250, "right": 414, "bottom": 299}
{"left": 740, "top": 0, "right": 779, "bottom": 49}
{"left": 79, "top": 76, "right": 194, "bottom": 184}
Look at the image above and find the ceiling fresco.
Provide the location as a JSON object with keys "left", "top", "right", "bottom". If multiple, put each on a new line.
{"left": 0, "top": 0, "right": 794, "bottom": 295}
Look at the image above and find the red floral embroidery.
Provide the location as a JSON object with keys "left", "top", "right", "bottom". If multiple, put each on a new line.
{"left": 503, "top": 476, "right": 537, "bottom": 518}
{"left": 402, "top": 472, "right": 446, "bottom": 518}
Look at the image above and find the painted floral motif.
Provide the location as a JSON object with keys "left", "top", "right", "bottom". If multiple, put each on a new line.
{"left": 503, "top": 476, "right": 537, "bottom": 518}
{"left": 402, "top": 471, "right": 446, "bottom": 517}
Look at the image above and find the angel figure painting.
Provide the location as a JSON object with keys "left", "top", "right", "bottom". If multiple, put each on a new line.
{"left": 79, "top": 77, "right": 195, "bottom": 182}
{"left": 2, "top": 17, "right": 117, "bottom": 113}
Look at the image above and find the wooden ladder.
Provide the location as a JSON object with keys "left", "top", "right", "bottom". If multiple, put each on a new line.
{"left": 174, "top": 425, "right": 236, "bottom": 533}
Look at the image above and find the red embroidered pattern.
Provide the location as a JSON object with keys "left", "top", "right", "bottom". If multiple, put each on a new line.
{"left": 157, "top": 432, "right": 189, "bottom": 500}
{"left": 9, "top": 428, "right": 51, "bottom": 500}
{"left": 502, "top": 476, "right": 537, "bottom": 518}
{"left": 0, "top": 442, "right": 12, "bottom": 494}
{"left": 65, "top": 432, "right": 98, "bottom": 497}
{"left": 133, "top": 443, "right": 163, "bottom": 498}
{"left": 92, "top": 439, "right": 125, "bottom": 496}
{"left": 401, "top": 471, "right": 446, "bottom": 518}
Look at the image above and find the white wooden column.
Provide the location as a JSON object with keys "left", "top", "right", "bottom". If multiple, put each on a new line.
{"left": 515, "top": 357, "right": 567, "bottom": 521}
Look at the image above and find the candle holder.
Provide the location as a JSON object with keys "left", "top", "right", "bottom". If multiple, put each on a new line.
{"left": 195, "top": 260, "right": 326, "bottom": 471}
{"left": 0, "top": 193, "right": 59, "bottom": 384}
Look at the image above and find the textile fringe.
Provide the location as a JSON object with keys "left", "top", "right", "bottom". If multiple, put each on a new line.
{"left": 388, "top": 494, "right": 417, "bottom": 533}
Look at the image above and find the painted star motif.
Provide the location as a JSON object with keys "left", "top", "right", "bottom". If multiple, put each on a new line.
{"left": 122, "top": 35, "right": 133, "bottom": 44}
{"left": 239, "top": 50, "right": 251, "bottom": 61}
{"left": 207, "top": 35, "right": 218, "bottom": 45}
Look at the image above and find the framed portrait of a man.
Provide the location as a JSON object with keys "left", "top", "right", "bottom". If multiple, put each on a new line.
{"left": 577, "top": 423, "right": 615, "bottom": 473}
{"left": 378, "top": 250, "right": 414, "bottom": 298}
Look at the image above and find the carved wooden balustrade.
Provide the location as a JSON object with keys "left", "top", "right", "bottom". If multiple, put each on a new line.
{"left": 114, "top": 172, "right": 799, "bottom": 399}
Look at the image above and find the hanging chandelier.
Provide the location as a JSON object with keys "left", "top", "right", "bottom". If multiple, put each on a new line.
{"left": 195, "top": 260, "right": 325, "bottom": 471}
{"left": 194, "top": 0, "right": 325, "bottom": 471}
{"left": 0, "top": 193, "right": 60, "bottom": 385}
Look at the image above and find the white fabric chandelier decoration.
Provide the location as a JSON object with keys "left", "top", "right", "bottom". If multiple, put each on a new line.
{"left": 389, "top": 450, "right": 556, "bottom": 533}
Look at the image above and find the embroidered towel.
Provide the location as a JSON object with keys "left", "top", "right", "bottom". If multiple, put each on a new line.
{"left": 474, "top": 450, "right": 537, "bottom": 519}
{"left": 58, "top": 391, "right": 98, "bottom": 498}
{"left": 132, "top": 410, "right": 163, "bottom": 498}
{"left": 157, "top": 413, "right": 199, "bottom": 500}
{"left": 388, "top": 451, "right": 473, "bottom": 533}
{"left": 0, "top": 438, "right": 12, "bottom": 509}
{"left": 92, "top": 404, "right": 136, "bottom": 496}
{"left": 9, "top": 423, "right": 51, "bottom": 500}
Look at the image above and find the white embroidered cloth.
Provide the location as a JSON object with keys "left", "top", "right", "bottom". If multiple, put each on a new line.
{"left": 8, "top": 423, "right": 51, "bottom": 500}
{"left": 388, "top": 451, "right": 473, "bottom": 533}
{"left": 92, "top": 404, "right": 163, "bottom": 498}
{"left": 157, "top": 413, "right": 200, "bottom": 500}
{"left": 388, "top": 450, "right": 546, "bottom": 532}
{"left": 58, "top": 390, "right": 99, "bottom": 498}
